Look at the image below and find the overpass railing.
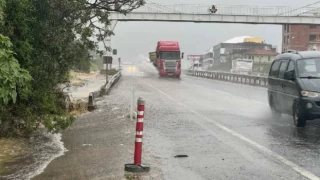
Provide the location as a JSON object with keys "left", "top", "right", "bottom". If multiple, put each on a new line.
{"left": 136, "top": 3, "right": 320, "bottom": 17}
{"left": 185, "top": 70, "right": 268, "bottom": 87}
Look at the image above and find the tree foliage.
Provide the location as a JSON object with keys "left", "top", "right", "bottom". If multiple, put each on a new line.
{"left": 0, "top": 0, "right": 144, "bottom": 137}
{"left": 0, "top": 35, "right": 32, "bottom": 105}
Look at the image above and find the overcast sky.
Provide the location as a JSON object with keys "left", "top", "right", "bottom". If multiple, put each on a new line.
{"left": 112, "top": 0, "right": 319, "bottom": 61}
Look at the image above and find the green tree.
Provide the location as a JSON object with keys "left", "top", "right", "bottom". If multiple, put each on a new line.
{"left": 0, "top": 35, "right": 32, "bottom": 105}
{"left": 0, "top": 0, "right": 145, "bottom": 137}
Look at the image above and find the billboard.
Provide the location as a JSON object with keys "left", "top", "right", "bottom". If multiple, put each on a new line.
{"left": 187, "top": 55, "right": 201, "bottom": 61}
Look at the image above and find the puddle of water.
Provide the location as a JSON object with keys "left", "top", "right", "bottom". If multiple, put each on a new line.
{"left": 0, "top": 133, "right": 66, "bottom": 180}
{"left": 0, "top": 138, "right": 28, "bottom": 175}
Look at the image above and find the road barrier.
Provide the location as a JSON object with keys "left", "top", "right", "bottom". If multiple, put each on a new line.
{"left": 87, "top": 71, "right": 122, "bottom": 111}
{"left": 185, "top": 70, "right": 268, "bottom": 87}
{"left": 125, "top": 97, "right": 150, "bottom": 173}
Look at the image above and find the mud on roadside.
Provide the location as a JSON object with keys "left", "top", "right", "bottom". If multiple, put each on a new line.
{"left": 0, "top": 138, "right": 28, "bottom": 175}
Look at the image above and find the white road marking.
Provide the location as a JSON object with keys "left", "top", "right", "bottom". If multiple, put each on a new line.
{"left": 193, "top": 84, "right": 204, "bottom": 88}
{"left": 191, "top": 83, "right": 267, "bottom": 106}
{"left": 193, "top": 84, "right": 232, "bottom": 96}
{"left": 145, "top": 82, "right": 320, "bottom": 180}
{"left": 212, "top": 89, "right": 232, "bottom": 96}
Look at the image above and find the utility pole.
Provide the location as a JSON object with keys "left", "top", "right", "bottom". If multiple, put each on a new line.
{"left": 103, "top": 20, "right": 118, "bottom": 84}
{"left": 103, "top": 55, "right": 113, "bottom": 84}
{"left": 106, "top": 59, "right": 109, "bottom": 83}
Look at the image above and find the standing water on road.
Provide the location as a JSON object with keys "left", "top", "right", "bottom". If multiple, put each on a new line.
{"left": 0, "top": 71, "right": 106, "bottom": 180}
{"left": 0, "top": 133, "right": 66, "bottom": 180}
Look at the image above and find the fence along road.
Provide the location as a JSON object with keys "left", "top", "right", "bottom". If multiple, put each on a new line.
{"left": 185, "top": 70, "right": 269, "bottom": 87}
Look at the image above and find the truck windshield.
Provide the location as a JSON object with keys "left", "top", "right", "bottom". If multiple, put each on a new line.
{"left": 298, "top": 59, "right": 320, "bottom": 78}
{"left": 160, "top": 51, "right": 180, "bottom": 60}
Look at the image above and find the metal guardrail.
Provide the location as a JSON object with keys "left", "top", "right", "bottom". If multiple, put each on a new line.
{"left": 88, "top": 71, "right": 122, "bottom": 111}
{"left": 185, "top": 70, "right": 268, "bottom": 87}
{"left": 135, "top": 3, "right": 320, "bottom": 17}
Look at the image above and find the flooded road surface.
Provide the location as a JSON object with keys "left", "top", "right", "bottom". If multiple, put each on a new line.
{"left": 133, "top": 71, "right": 320, "bottom": 180}
{"left": 6, "top": 62, "right": 320, "bottom": 179}
{"left": 32, "top": 69, "right": 164, "bottom": 180}
{"left": 118, "top": 62, "right": 320, "bottom": 179}
{"left": 0, "top": 133, "right": 65, "bottom": 180}
{"left": 0, "top": 72, "right": 107, "bottom": 180}
{"left": 66, "top": 73, "right": 106, "bottom": 101}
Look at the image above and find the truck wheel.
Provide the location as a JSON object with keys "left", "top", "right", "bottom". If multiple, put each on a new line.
{"left": 293, "top": 102, "right": 306, "bottom": 127}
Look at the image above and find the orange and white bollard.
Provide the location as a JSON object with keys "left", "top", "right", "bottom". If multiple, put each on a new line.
{"left": 125, "top": 97, "right": 150, "bottom": 172}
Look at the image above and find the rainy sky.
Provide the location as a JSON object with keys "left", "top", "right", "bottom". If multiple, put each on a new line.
{"left": 112, "top": 0, "right": 318, "bottom": 62}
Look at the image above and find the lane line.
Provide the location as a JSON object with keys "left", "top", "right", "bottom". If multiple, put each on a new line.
{"left": 212, "top": 89, "right": 232, "bottom": 96}
{"left": 193, "top": 84, "right": 232, "bottom": 96}
{"left": 145, "top": 81, "right": 320, "bottom": 180}
{"left": 193, "top": 84, "right": 204, "bottom": 88}
{"left": 191, "top": 83, "right": 267, "bottom": 106}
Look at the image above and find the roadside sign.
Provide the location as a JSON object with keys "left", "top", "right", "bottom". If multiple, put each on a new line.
{"left": 187, "top": 55, "right": 201, "bottom": 61}
{"left": 113, "top": 49, "right": 118, "bottom": 55}
{"left": 103, "top": 56, "right": 113, "bottom": 64}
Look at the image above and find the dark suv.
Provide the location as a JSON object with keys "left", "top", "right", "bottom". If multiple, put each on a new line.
{"left": 268, "top": 51, "right": 320, "bottom": 127}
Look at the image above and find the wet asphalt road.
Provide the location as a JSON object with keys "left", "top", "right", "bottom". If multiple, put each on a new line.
{"left": 122, "top": 64, "right": 320, "bottom": 180}
{"left": 34, "top": 63, "right": 320, "bottom": 180}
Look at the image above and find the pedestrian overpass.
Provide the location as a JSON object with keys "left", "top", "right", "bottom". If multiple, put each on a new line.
{"left": 109, "top": 1, "right": 320, "bottom": 25}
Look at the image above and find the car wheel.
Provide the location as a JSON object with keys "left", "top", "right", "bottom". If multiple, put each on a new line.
{"left": 270, "top": 97, "right": 281, "bottom": 119}
{"left": 293, "top": 102, "right": 306, "bottom": 127}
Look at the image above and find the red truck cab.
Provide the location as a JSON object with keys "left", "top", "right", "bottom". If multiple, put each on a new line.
{"left": 156, "top": 41, "right": 183, "bottom": 78}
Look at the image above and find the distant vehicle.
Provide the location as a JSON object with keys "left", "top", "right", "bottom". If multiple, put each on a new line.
{"left": 192, "top": 60, "right": 202, "bottom": 71}
{"left": 154, "top": 41, "right": 184, "bottom": 78}
{"left": 268, "top": 51, "right": 320, "bottom": 127}
{"left": 230, "top": 59, "right": 253, "bottom": 75}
